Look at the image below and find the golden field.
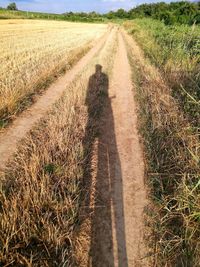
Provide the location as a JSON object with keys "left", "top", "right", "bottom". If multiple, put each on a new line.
{"left": 0, "top": 26, "right": 117, "bottom": 266}
{"left": 0, "top": 19, "right": 107, "bottom": 122}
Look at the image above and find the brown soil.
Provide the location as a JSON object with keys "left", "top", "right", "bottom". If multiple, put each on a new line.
{"left": 87, "top": 31, "right": 149, "bottom": 267}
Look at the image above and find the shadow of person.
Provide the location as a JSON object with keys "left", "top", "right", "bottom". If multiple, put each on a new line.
{"left": 83, "top": 65, "right": 128, "bottom": 267}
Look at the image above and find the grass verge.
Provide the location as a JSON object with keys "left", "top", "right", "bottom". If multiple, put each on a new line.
{"left": 124, "top": 30, "right": 200, "bottom": 266}
{"left": 124, "top": 19, "right": 200, "bottom": 127}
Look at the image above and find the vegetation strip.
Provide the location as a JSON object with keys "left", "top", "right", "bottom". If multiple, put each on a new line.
{"left": 123, "top": 19, "right": 200, "bottom": 127}
{"left": 124, "top": 29, "right": 200, "bottom": 266}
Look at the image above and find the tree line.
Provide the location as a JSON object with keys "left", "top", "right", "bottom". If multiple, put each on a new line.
{"left": 1, "top": 1, "right": 200, "bottom": 25}
{"left": 61, "top": 2, "right": 200, "bottom": 25}
{"left": 106, "top": 1, "right": 200, "bottom": 25}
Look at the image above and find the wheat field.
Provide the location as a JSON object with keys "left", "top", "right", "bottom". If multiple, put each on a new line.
{"left": 0, "top": 25, "right": 117, "bottom": 267}
{"left": 0, "top": 20, "right": 107, "bottom": 122}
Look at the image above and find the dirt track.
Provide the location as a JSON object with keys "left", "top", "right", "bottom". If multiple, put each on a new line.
{"left": 0, "top": 27, "right": 148, "bottom": 266}
{"left": 0, "top": 31, "right": 109, "bottom": 170}
{"left": 110, "top": 32, "right": 148, "bottom": 266}
{"left": 88, "top": 31, "right": 148, "bottom": 267}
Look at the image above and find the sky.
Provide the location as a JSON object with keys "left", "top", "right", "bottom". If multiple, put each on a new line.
{"left": 0, "top": 0, "right": 180, "bottom": 14}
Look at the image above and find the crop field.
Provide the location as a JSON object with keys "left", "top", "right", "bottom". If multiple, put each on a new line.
{"left": 0, "top": 24, "right": 117, "bottom": 266}
{"left": 0, "top": 20, "right": 107, "bottom": 123}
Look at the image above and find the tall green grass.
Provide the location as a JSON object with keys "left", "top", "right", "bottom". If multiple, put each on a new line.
{"left": 124, "top": 18, "right": 200, "bottom": 127}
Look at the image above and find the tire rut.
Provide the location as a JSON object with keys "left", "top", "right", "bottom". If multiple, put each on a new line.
{"left": 88, "top": 30, "right": 149, "bottom": 267}
{"left": 0, "top": 29, "right": 111, "bottom": 171}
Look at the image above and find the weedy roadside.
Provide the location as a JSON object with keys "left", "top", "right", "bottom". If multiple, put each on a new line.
{"left": 124, "top": 30, "right": 200, "bottom": 266}
{"left": 124, "top": 19, "right": 200, "bottom": 127}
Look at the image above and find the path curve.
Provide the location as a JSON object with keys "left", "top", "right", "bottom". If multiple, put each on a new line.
{"left": 0, "top": 29, "right": 111, "bottom": 171}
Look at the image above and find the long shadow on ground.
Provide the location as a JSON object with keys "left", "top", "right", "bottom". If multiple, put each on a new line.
{"left": 83, "top": 64, "right": 128, "bottom": 267}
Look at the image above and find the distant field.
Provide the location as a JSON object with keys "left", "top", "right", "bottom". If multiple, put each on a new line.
{"left": 0, "top": 9, "right": 64, "bottom": 20}
{"left": 0, "top": 19, "right": 107, "bottom": 123}
{"left": 0, "top": 9, "right": 106, "bottom": 22}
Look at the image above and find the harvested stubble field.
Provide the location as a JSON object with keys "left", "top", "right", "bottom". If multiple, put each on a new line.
{"left": 0, "top": 25, "right": 117, "bottom": 267}
{"left": 0, "top": 20, "right": 107, "bottom": 124}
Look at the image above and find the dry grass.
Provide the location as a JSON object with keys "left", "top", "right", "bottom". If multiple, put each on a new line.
{"left": 0, "top": 20, "right": 107, "bottom": 124}
{"left": 0, "top": 27, "right": 117, "bottom": 266}
{"left": 0, "top": 10, "right": 25, "bottom": 19}
{"left": 124, "top": 31, "right": 200, "bottom": 266}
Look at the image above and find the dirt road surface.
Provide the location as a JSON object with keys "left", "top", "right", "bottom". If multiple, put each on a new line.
{"left": 88, "top": 32, "right": 148, "bottom": 267}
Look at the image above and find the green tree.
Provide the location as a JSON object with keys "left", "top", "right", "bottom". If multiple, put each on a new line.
{"left": 115, "top": 8, "right": 128, "bottom": 18}
{"left": 89, "top": 11, "right": 99, "bottom": 18}
{"left": 106, "top": 11, "right": 115, "bottom": 19}
{"left": 160, "top": 11, "right": 176, "bottom": 25}
{"left": 7, "top": 2, "right": 18, "bottom": 10}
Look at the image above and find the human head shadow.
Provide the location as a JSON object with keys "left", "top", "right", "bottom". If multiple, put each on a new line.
{"left": 83, "top": 64, "right": 128, "bottom": 267}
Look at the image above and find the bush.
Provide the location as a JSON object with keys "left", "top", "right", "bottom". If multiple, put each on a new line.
{"left": 159, "top": 11, "right": 176, "bottom": 25}
{"left": 191, "top": 12, "right": 200, "bottom": 24}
